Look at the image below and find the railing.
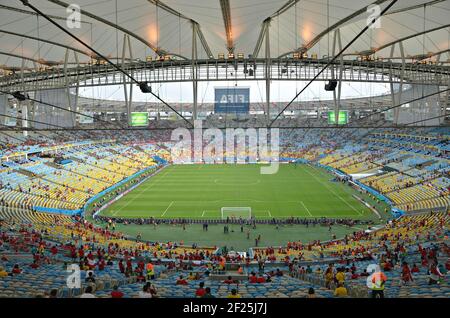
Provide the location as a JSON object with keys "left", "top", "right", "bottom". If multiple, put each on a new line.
{"left": 2, "top": 57, "right": 449, "bottom": 91}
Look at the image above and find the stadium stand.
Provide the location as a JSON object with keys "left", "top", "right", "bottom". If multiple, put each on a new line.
{"left": 1, "top": 126, "right": 449, "bottom": 300}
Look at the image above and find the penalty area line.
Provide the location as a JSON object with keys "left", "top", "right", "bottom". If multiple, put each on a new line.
{"left": 161, "top": 201, "right": 174, "bottom": 217}
{"left": 300, "top": 201, "right": 313, "bottom": 217}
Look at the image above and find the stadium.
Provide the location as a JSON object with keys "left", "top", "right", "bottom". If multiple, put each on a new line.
{"left": 0, "top": 0, "right": 449, "bottom": 302}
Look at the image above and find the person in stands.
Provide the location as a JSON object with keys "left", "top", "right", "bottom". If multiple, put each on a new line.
{"left": 202, "top": 287, "right": 215, "bottom": 298}
{"left": 195, "top": 282, "right": 206, "bottom": 297}
{"left": 334, "top": 283, "right": 348, "bottom": 297}
{"left": 80, "top": 286, "right": 96, "bottom": 298}
{"left": 48, "top": 289, "right": 58, "bottom": 298}
{"left": 249, "top": 272, "right": 258, "bottom": 283}
{"left": 85, "top": 271, "right": 96, "bottom": 284}
{"left": 0, "top": 266, "right": 9, "bottom": 277}
{"left": 111, "top": 285, "right": 124, "bottom": 298}
{"left": 145, "top": 282, "right": 158, "bottom": 297}
{"left": 335, "top": 268, "right": 345, "bottom": 285}
{"left": 428, "top": 262, "right": 444, "bottom": 285}
{"left": 176, "top": 275, "right": 188, "bottom": 285}
{"left": 223, "top": 276, "right": 235, "bottom": 284}
{"left": 306, "top": 287, "right": 316, "bottom": 298}
{"left": 401, "top": 262, "right": 413, "bottom": 284}
{"left": 227, "top": 288, "right": 241, "bottom": 298}
{"left": 11, "top": 264, "right": 22, "bottom": 275}
{"left": 138, "top": 284, "right": 152, "bottom": 298}
{"left": 256, "top": 275, "right": 265, "bottom": 283}
{"left": 29, "top": 260, "right": 39, "bottom": 269}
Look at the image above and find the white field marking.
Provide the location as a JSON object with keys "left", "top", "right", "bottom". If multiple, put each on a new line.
{"left": 161, "top": 201, "right": 174, "bottom": 217}
{"left": 112, "top": 168, "right": 172, "bottom": 215}
{"left": 201, "top": 210, "right": 220, "bottom": 218}
{"left": 251, "top": 210, "right": 272, "bottom": 217}
{"left": 300, "top": 201, "right": 313, "bottom": 217}
{"left": 112, "top": 211, "right": 162, "bottom": 217}
{"left": 302, "top": 166, "right": 362, "bottom": 216}
{"left": 128, "top": 199, "right": 302, "bottom": 204}
{"left": 213, "top": 178, "right": 261, "bottom": 186}
{"left": 311, "top": 166, "right": 368, "bottom": 216}
{"left": 210, "top": 198, "right": 299, "bottom": 204}
{"left": 212, "top": 198, "right": 262, "bottom": 203}
{"left": 248, "top": 214, "right": 362, "bottom": 218}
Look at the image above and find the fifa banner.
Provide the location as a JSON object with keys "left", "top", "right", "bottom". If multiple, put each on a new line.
{"left": 214, "top": 87, "right": 250, "bottom": 113}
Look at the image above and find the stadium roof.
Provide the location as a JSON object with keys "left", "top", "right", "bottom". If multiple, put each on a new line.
{"left": 0, "top": 0, "right": 449, "bottom": 69}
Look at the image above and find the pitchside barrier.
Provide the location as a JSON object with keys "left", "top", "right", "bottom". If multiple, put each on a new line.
{"left": 94, "top": 216, "right": 375, "bottom": 227}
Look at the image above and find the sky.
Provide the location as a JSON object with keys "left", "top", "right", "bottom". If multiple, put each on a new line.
{"left": 78, "top": 80, "right": 394, "bottom": 103}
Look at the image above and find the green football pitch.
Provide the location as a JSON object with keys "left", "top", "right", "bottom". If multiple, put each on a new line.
{"left": 100, "top": 164, "right": 377, "bottom": 220}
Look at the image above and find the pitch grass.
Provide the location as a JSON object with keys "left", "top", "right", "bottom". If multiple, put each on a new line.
{"left": 100, "top": 164, "right": 381, "bottom": 220}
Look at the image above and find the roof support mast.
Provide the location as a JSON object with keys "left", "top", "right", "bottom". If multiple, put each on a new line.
{"left": 265, "top": 21, "right": 271, "bottom": 123}
{"left": 331, "top": 29, "right": 343, "bottom": 126}
{"left": 219, "top": 0, "right": 234, "bottom": 54}
{"left": 192, "top": 22, "right": 198, "bottom": 120}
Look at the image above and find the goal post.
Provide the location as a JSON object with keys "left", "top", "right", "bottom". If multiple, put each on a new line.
{"left": 221, "top": 207, "right": 252, "bottom": 220}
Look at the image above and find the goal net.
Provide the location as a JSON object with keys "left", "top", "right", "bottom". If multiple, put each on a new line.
{"left": 221, "top": 207, "right": 252, "bottom": 220}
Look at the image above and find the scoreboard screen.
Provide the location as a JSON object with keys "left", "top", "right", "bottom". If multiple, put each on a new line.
{"left": 130, "top": 112, "right": 149, "bottom": 126}
{"left": 328, "top": 111, "right": 348, "bottom": 125}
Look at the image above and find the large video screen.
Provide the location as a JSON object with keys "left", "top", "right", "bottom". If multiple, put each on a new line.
{"left": 214, "top": 87, "right": 250, "bottom": 113}
{"left": 130, "top": 112, "right": 149, "bottom": 126}
{"left": 328, "top": 111, "right": 348, "bottom": 125}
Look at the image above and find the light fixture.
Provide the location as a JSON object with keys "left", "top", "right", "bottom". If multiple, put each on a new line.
{"left": 139, "top": 82, "right": 152, "bottom": 93}
{"left": 12, "top": 91, "right": 27, "bottom": 101}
